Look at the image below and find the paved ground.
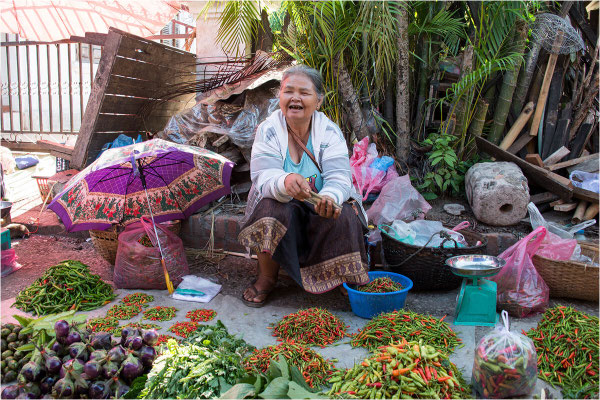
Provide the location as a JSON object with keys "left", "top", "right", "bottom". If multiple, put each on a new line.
{"left": 2, "top": 234, "right": 598, "bottom": 398}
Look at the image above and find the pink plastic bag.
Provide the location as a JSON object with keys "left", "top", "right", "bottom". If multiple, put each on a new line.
{"left": 536, "top": 231, "right": 577, "bottom": 260}
{"left": 114, "top": 217, "right": 189, "bottom": 289}
{"left": 490, "top": 227, "right": 549, "bottom": 318}
{"left": 367, "top": 175, "right": 432, "bottom": 226}
{"left": 1, "top": 248, "right": 22, "bottom": 277}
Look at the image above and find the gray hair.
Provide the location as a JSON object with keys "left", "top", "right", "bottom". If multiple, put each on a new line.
{"left": 281, "top": 65, "right": 325, "bottom": 99}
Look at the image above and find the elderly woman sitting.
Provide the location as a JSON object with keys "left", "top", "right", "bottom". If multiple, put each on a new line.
{"left": 238, "top": 65, "right": 369, "bottom": 307}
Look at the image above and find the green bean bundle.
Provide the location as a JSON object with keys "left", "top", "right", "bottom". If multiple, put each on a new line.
{"left": 13, "top": 260, "right": 115, "bottom": 315}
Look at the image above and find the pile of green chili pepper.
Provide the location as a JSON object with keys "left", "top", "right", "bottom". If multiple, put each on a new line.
{"left": 271, "top": 307, "right": 349, "bottom": 347}
{"left": 87, "top": 316, "right": 119, "bottom": 333}
{"left": 121, "top": 292, "right": 154, "bottom": 307}
{"left": 13, "top": 260, "right": 115, "bottom": 315}
{"left": 143, "top": 306, "right": 177, "bottom": 321}
{"left": 525, "top": 305, "right": 599, "bottom": 399}
{"left": 244, "top": 341, "right": 337, "bottom": 388}
{"left": 168, "top": 321, "right": 199, "bottom": 338}
{"left": 106, "top": 303, "right": 142, "bottom": 319}
{"left": 186, "top": 309, "right": 217, "bottom": 322}
{"left": 357, "top": 277, "right": 403, "bottom": 293}
{"left": 351, "top": 310, "right": 463, "bottom": 353}
{"left": 327, "top": 340, "right": 469, "bottom": 399}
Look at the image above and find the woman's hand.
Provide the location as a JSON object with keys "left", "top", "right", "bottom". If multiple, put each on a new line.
{"left": 315, "top": 195, "right": 341, "bottom": 219}
{"left": 284, "top": 173, "right": 311, "bottom": 201}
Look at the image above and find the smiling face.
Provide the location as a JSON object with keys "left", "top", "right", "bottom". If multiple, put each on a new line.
{"left": 279, "top": 73, "right": 322, "bottom": 124}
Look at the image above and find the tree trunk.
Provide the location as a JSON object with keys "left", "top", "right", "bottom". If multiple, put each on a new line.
{"left": 453, "top": 45, "right": 474, "bottom": 137}
{"left": 414, "top": 39, "right": 429, "bottom": 141}
{"left": 395, "top": 7, "right": 411, "bottom": 163}
{"left": 332, "top": 54, "right": 371, "bottom": 141}
{"left": 488, "top": 24, "right": 527, "bottom": 144}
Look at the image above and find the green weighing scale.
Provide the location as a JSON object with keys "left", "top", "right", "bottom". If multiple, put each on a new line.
{"left": 445, "top": 255, "right": 506, "bottom": 326}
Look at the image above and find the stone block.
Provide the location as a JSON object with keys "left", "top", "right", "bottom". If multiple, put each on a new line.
{"left": 466, "top": 162, "right": 529, "bottom": 226}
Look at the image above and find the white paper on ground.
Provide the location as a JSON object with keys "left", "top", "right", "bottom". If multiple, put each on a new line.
{"left": 171, "top": 275, "right": 222, "bottom": 303}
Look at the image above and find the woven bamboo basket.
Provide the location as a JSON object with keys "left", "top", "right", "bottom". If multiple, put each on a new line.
{"left": 380, "top": 225, "right": 487, "bottom": 291}
{"left": 90, "top": 220, "right": 182, "bottom": 266}
{"left": 532, "top": 241, "right": 599, "bottom": 302}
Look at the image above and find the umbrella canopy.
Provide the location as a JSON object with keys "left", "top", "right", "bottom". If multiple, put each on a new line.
{"left": 48, "top": 139, "right": 234, "bottom": 232}
{"left": 0, "top": 0, "right": 182, "bottom": 42}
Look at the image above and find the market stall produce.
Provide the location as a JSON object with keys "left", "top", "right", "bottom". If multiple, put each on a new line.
{"left": 526, "top": 305, "right": 599, "bottom": 399}
{"left": 186, "top": 309, "right": 217, "bottom": 322}
{"left": 1, "top": 320, "right": 158, "bottom": 399}
{"left": 271, "top": 308, "right": 349, "bottom": 347}
{"left": 351, "top": 310, "right": 462, "bottom": 353}
{"left": 326, "top": 340, "right": 469, "bottom": 399}
{"left": 356, "top": 277, "right": 404, "bottom": 293}
{"left": 121, "top": 293, "right": 154, "bottom": 308}
{"left": 13, "top": 260, "right": 115, "bottom": 315}
{"left": 142, "top": 306, "right": 177, "bottom": 322}
{"left": 1, "top": 323, "right": 31, "bottom": 383}
{"left": 244, "top": 341, "right": 337, "bottom": 388}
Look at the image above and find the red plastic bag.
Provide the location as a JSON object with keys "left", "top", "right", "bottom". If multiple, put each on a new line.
{"left": 114, "top": 217, "right": 188, "bottom": 289}
{"left": 1, "top": 248, "right": 22, "bottom": 277}
{"left": 535, "top": 230, "right": 577, "bottom": 260}
{"left": 490, "top": 227, "right": 549, "bottom": 317}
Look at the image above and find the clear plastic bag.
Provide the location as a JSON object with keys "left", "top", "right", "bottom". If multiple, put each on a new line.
{"left": 490, "top": 226, "right": 549, "bottom": 317}
{"left": 472, "top": 311, "right": 537, "bottom": 398}
{"left": 407, "top": 220, "right": 467, "bottom": 248}
{"left": 570, "top": 170, "right": 599, "bottom": 193}
{"left": 114, "top": 217, "right": 189, "bottom": 289}
{"left": 367, "top": 175, "right": 432, "bottom": 226}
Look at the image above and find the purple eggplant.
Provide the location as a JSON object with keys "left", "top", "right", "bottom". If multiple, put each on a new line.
{"left": 64, "top": 331, "right": 81, "bottom": 346}
{"left": 1, "top": 385, "right": 21, "bottom": 399}
{"left": 120, "top": 354, "right": 143, "bottom": 381}
{"left": 83, "top": 361, "right": 102, "bottom": 380}
{"left": 53, "top": 321, "right": 70, "bottom": 339}
{"left": 141, "top": 329, "right": 158, "bottom": 346}
{"left": 120, "top": 327, "right": 138, "bottom": 340}
{"left": 50, "top": 342, "right": 64, "bottom": 355}
{"left": 60, "top": 359, "right": 84, "bottom": 379}
{"left": 138, "top": 345, "right": 157, "bottom": 368}
{"left": 44, "top": 356, "right": 62, "bottom": 375}
{"left": 90, "top": 332, "right": 111, "bottom": 350}
{"left": 52, "top": 377, "right": 74, "bottom": 398}
{"left": 88, "top": 381, "right": 109, "bottom": 399}
{"left": 130, "top": 336, "right": 143, "bottom": 350}
{"left": 102, "top": 361, "right": 120, "bottom": 379}
{"left": 39, "top": 376, "right": 57, "bottom": 394}
{"left": 68, "top": 342, "right": 88, "bottom": 361}
{"left": 22, "top": 382, "right": 41, "bottom": 399}
{"left": 89, "top": 349, "right": 107, "bottom": 362}
{"left": 107, "top": 345, "right": 126, "bottom": 363}
{"left": 20, "top": 361, "right": 43, "bottom": 382}
{"left": 110, "top": 335, "right": 122, "bottom": 348}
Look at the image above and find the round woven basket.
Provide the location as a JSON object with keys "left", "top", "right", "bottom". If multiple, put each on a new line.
{"left": 532, "top": 241, "right": 599, "bottom": 302}
{"left": 90, "top": 220, "right": 182, "bottom": 265}
{"left": 380, "top": 225, "right": 487, "bottom": 291}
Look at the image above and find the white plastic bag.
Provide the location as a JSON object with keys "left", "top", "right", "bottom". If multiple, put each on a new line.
{"left": 472, "top": 311, "right": 537, "bottom": 398}
{"left": 570, "top": 170, "right": 599, "bottom": 193}
{"left": 172, "top": 275, "right": 222, "bottom": 303}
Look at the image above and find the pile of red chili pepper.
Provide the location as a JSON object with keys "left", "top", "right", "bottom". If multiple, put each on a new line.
{"left": 121, "top": 292, "right": 154, "bottom": 307}
{"left": 271, "top": 307, "right": 349, "bottom": 347}
{"left": 351, "top": 310, "right": 462, "bottom": 353}
{"left": 143, "top": 306, "right": 178, "bottom": 321}
{"left": 87, "top": 316, "right": 119, "bottom": 333}
{"left": 357, "top": 277, "right": 403, "bottom": 293}
{"left": 326, "top": 340, "right": 469, "bottom": 399}
{"left": 186, "top": 309, "right": 217, "bottom": 322}
{"left": 244, "top": 341, "right": 337, "bottom": 388}
{"left": 138, "top": 234, "right": 154, "bottom": 247}
{"left": 106, "top": 303, "right": 142, "bottom": 319}
{"left": 525, "top": 305, "right": 599, "bottom": 399}
{"left": 168, "top": 321, "right": 199, "bottom": 338}
{"left": 156, "top": 334, "right": 179, "bottom": 346}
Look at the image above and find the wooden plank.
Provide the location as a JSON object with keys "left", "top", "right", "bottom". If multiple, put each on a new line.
{"left": 116, "top": 34, "right": 195, "bottom": 68}
{"left": 567, "top": 153, "right": 600, "bottom": 174}
{"left": 475, "top": 136, "right": 573, "bottom": 200}
{"left": 109, "top": 27, "right": 196, "bottom": 63}
{"left": 525, "top": 154, "right": 544, "bottom": 167}
{"left": 104, "top": 73, "right": 195, "bottom": 99}
{"left": 554, "top": 202, "right": 578, "bottom": 212}
{"left": 93, "top": 114, "right": 141, "bottom": 132}
{"left": 569, "top": 122, "right": 595, "bottom": 159}
{"left": 550, "top": 199, "right": 565, "bottom": 207}
{"left": 71, "top": 29, "right": 123, "bottom": 169}
{"left": 99, "top": 94, "right": 192, "bottom": 115}
{"left": 543, "top": 146, "right": 570, "bottom": 166}
{"left": 499, "top": 101, "right": 535, "bottom": 150}
{"left": 541, "top": 63, "right": 564, "bottom": 159}
{"left": 583, "top": 203, "right": 599, "bottom": 220}
{"left": 0, "top": 140, "right": 47, "bottom": 152}
{"left": 507, "top": 133, "right": 533, "bottom": 154}
{"left": 85, "top": 32, "right": 108, "bottom": 46}
{"left": 37, "top": 140, "right": 73, "bottom": 160}
{"left": 569, "top": 6, "right": 597, "bottom": 47}
{"left": 572, "top": 201, "right": 588, "bottom": 223}
{"left": 530, "top": 192, "right": 559, "bottom": 205}
{"left": 112, "top": 57, "right": 195, "bottom": 84}
{"left": 550, "top": 153, "right": 599, "bottom": 171}
{"left": 573, "top": 186, "right": 600, "bottom": 204}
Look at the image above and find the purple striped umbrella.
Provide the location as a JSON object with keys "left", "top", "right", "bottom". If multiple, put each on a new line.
{"left": 49, "top": 139, "right": 234, "bottom": 232}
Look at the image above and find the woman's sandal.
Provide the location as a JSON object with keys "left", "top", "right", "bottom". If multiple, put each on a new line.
{"left": 241, "top": 279, "right": 274, "bottom": 308}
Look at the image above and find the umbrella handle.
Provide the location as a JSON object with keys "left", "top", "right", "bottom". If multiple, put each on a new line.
{"left": 161, "top": 258, "right": 174, "bottom": 294}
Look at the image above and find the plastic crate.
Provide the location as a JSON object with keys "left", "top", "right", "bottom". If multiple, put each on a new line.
{"left": 343, "top": 271, "right": 413, "bottom": 319}
{"left": 1, "top": 227, "right": 10, "bottom": 250}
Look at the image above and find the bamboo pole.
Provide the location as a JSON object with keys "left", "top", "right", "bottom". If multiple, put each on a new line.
{"left": 468, "top": 99, "right": 489, "bottom": 139}
{"left": 488, "top": 24, "right": 528, "bottom": 144}
{"left": 530, "top": 33, "right": 564, "bottom": 137}
{"left": 572, "top": 201, "right": 588, "bottom": 224}
{"left": 583, "top": 203, "right": 599, "bottom": 221}
{"left": 512, "top": 41, "right": 541, "bottom": 118}
{"left": 499, "top": 102, "right": 535, "bottom": 150}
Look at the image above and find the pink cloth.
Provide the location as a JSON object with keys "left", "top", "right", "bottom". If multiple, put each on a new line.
{"left": 0, "top": 0, "right": 182, "bottom": 42}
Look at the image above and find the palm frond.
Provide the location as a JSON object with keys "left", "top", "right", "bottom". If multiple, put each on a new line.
{"left": 215, "top": 0, "right": 261, "bottom": 56}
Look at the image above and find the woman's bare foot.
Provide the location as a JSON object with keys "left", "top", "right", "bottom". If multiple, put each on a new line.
{"left": 243, "top": 275, "right": 277, "bottom": 305}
